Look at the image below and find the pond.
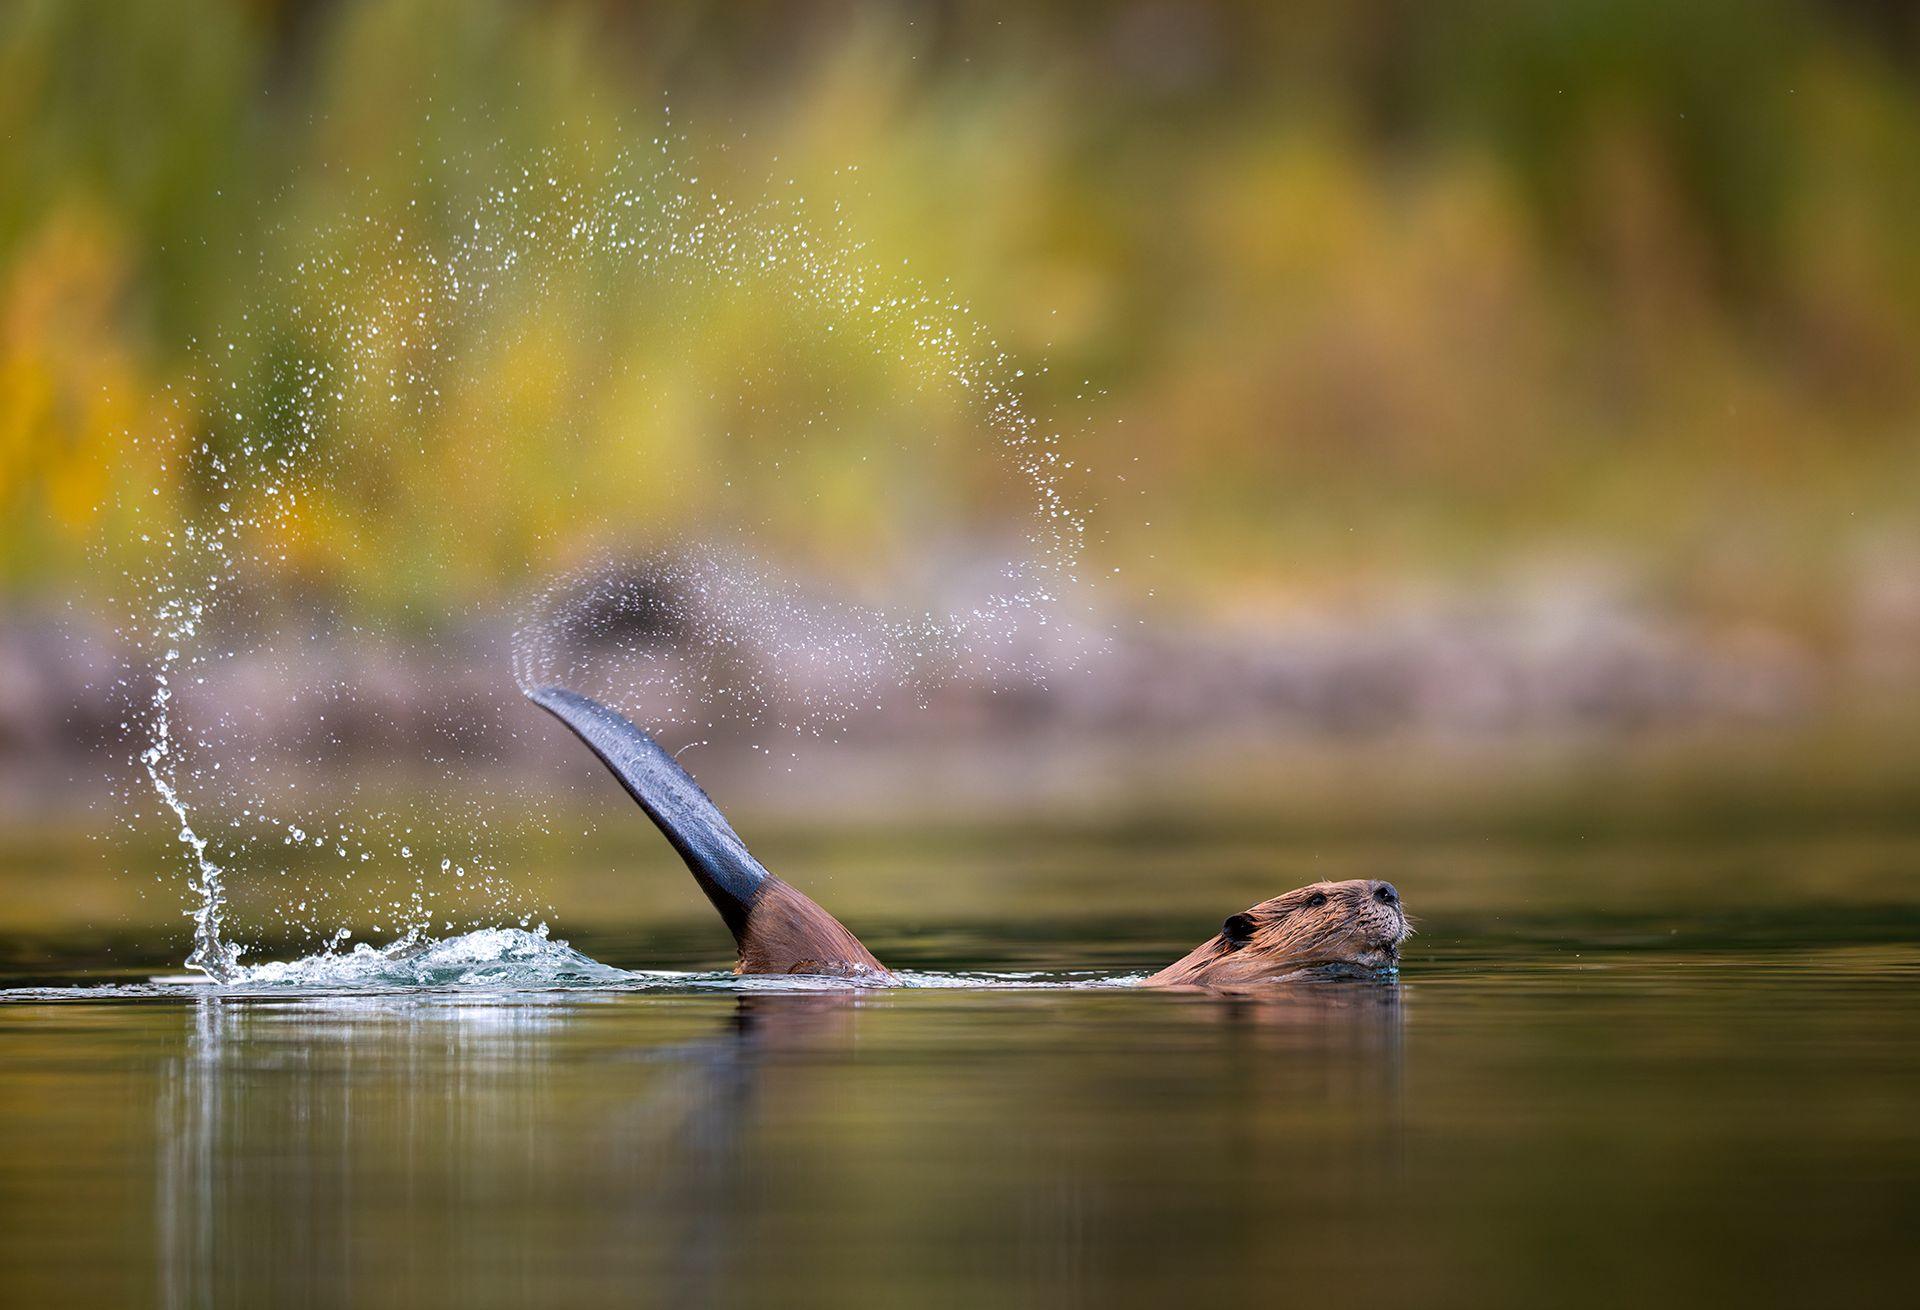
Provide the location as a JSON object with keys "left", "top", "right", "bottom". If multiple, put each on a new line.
{"left": 1, "top": 841, "right": 1917, "bottom": 1308}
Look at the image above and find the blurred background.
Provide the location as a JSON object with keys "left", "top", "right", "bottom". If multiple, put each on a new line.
{"left": 1, "top": 0, "right": 1918, "bottom": 945}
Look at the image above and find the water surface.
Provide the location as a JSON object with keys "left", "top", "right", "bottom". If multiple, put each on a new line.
{"left": 2, "top": 869, "right": 1917, "bottom": 1308}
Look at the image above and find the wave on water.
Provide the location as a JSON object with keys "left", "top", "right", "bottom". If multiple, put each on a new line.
{"left": 230, "top": 927, "right": 631, "bottom": 990}
{"left": 0, "top": 927, "right": 1138, "bottom": 1000}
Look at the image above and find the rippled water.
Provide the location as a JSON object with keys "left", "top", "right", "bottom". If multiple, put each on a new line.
{"left": 0, "top": 925, "right": 1130, "bottom": 999}
{"left": 2, "top": 870, "right": 1917, "bottom": 1309}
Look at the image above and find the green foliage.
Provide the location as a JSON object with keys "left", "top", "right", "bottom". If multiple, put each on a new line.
{"left": 1, "top": 0, "right": 1916, "bottom": 631}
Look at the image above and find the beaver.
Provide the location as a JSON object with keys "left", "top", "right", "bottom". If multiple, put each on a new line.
{"left": 527, "top": 686, "right": 1409, "bottom": 985}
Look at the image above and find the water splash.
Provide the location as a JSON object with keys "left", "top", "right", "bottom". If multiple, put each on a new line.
{"left": 230, "top": 927, "right": 626, "bottom": 990}
{"left": 129, "top": 486, "right": 254, "bottom": 981}
{"left": 0, "top": 924, "right": 1139, "bottom": 999}
{"left": 141, "top": 647, "right": 241, "bottom": 982}
{"left": 119, "top": 134, "right": 1096, "bottom": 977}
{"left": 216, "top": 927, "right": 1118, "bottom": 992}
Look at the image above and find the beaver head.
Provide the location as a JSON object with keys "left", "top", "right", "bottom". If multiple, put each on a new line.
{"left": 1145, "top": 879, "right": 1409, "bottom": 987}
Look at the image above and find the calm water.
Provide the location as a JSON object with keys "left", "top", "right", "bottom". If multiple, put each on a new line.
{"left": 2, "top": 881, "right": 1918, "bottom": 1307}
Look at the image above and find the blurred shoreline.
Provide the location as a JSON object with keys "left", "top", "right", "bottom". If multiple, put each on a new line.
{"left": 5, "top": 558, "right": 1918, "bottom": 945}
{"left": 4, "top": 546, "right": 1917, "bottom": 827}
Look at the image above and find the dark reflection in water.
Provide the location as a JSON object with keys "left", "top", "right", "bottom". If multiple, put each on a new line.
{"left": 4, "top": 912, "right": 1920, "bottom": 1308}
{"left": 135, "top": 981, "right": 1402, "bottom": 1308}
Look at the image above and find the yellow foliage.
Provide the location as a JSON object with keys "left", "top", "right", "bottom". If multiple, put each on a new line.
{"left": 0, "top": 204, "right": 143, "bottom": 547}
{"left": 0, "top": 0, "right": 1914, "bottom": 631}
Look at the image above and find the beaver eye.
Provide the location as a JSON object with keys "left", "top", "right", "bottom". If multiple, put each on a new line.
{"left": 1220, "top": 913, "right": 1257, "bottom": 947}
{"left": 1303, "top": 892, "right": 1328, "bottom": 908}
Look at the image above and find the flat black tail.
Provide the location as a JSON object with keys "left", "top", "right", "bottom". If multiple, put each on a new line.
{"left": 525, "top": 686, "right": 768, "bottom": 938}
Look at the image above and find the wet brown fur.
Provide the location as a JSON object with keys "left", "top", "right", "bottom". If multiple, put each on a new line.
{"left": 1144, "top": 879, "right": 1409, "bottom": 986}
{"left": 736, "top": 876, "right": 887, "bottom": 978}
{"left": 730, "top": 876, "right": 1406, "bottom": 986}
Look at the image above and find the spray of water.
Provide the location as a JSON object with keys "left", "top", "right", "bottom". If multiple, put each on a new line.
{"left": 120, "top": 136, "right": 1094, "bottom": 982}
{"left": 140, "top": 625, "right": 239, "bottom": 979}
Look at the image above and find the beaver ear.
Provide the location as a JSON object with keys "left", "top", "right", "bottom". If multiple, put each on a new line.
{"left": 1220, "top": 912, "right": 1257, "bottom": 948}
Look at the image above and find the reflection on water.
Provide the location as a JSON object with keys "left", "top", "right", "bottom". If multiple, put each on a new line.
{"left": 4, "top": 908, "right": 1919, "bottom": 1307}
{"left": 139, "top": 982, "right": 1403, "bottom": 1307}
{"left": 155, "top": 995, "right": 602, "bottom": 1308}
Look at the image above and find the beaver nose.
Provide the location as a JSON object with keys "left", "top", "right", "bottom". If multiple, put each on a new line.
{"left": 1371, "top": 882, "right": 1399, "bottom": 907}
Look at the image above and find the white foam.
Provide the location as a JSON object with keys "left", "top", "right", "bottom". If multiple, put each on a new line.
{"left": 229, "top": 927, "right": 627, "bottom": 990}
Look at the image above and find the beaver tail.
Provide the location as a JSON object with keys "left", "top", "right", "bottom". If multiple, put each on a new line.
{"left": 525, "top": 686, "right": 886, "bottom": 978}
